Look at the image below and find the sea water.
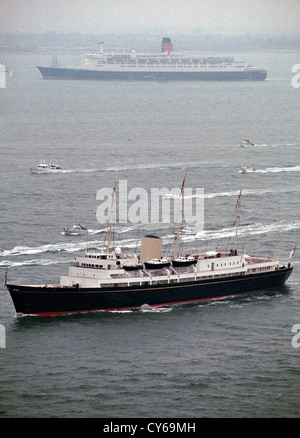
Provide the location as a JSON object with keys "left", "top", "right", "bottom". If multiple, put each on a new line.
{"left": 0, "top": 52, "right": 300, "bottom": 418}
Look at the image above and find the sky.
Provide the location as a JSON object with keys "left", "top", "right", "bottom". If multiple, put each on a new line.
{"left": 0, "top": 0, "right": 300, "bottom": 36}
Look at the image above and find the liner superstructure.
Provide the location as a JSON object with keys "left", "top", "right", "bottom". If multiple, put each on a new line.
{"left": 37, "top": 37, "right": 267, "bottom": 82}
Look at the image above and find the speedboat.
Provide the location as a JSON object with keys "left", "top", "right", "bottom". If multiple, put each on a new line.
{"left": 30, "top": 160, "right": 62, "bottom": 174}
{"left": 178, "top": 227, "right": 196, "bottom": 236}
{"left": 240, "top": 140, "right": 255, "bottom": 147}
{"left": 240, "top": 166, "right": 256, "bottom": 173}
{"left": 63, "top": 223, "right": 88, "bottom": 235}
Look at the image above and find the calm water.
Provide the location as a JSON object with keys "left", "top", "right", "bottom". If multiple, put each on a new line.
{"left": 0, "top": 51, "right": 300, "bottom": 418}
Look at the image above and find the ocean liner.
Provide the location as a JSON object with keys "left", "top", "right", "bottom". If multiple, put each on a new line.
{"left": 37, "top": 38, "right": 267, "bottom": 82}
{"left": 5, "top": 181, "right": 294, "bottom": 317}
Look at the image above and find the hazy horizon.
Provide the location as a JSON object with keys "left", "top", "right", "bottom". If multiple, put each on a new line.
{"left": 1, "top": 0, "right": 300, "bottom": 37}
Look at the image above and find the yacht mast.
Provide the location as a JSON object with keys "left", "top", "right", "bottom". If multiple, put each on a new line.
{"left": 174, "top": 172, "right": 187, "bottom": 257}
{"left": 234, "top": 189, "right": 242, "bottom": 253}
{"left": 105, "top": 182, "right": 117, "bottom": 255}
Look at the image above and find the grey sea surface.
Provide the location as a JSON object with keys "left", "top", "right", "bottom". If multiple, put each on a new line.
{"left": 0, "top": 52, "right": 300, "bottom": 418}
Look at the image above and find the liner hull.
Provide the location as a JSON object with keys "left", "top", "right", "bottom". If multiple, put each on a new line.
{"left": 37, "top": 66, "right": 267, "bottom": 81}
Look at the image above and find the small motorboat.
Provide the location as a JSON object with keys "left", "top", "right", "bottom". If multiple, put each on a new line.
{"left": 240, "top": 139, "right": 255, "bottom": 147}
{"left": 172, "top": 255, "right": 197, "bottom": 267}
{"left": 178, "top": 227, "right": 196, "bottom": 236}
{"left": 63, "top": 223, "right": 88, "bottom": 235}
{"left": 144, "top": 258, "right": 171, "bottom": 269}
{"left": 240, "top": 166, "right": 256, "bottom": 173}
{"left": 30, "top": 160, "right": 63, "bottom": 173}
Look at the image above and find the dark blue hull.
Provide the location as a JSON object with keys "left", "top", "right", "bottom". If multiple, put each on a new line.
{"left": 37, "top": 66, "right": 267, "bottom": 81}
{"left": 7, "top": 266, "right": 292, "bottom": 316}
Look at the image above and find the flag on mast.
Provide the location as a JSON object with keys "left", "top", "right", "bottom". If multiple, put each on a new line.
{"left": 235, "top": 189, "right": 242, "bottom": 210}
{"left": 111, "top": 180, "right": 117, "bottom": 196}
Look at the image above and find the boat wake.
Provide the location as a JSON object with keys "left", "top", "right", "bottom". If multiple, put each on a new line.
{"left": 255, "top": 166, "right": 300, "bottom": 174}
{"left": 165, "top": 186, "right": 300, "bottom": 200}
{"left": 140, "top": 304, "right": 172, "bottom": 313}
{"left": 0, "top": 257, "right": 73, "bottom": 268}
{"left": 241, "top": 142, "right": 300, "bottom": 148}
{"left": 32, "top": 160, "right": 208, "bottom": 175}
{"left": 239, "top": 165, "right": 300, "bottom": 174}
{"left": 192, "top": 220, "right": 300, "bottom": 242}
{"left": 105, "top": 304, "right": 172, "bottom": 314}
{"left": 0, "top": 241, "right": 90, "bottom": 257}
{"left": 61, "top": 228, "right": 106, "bottom": 236}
